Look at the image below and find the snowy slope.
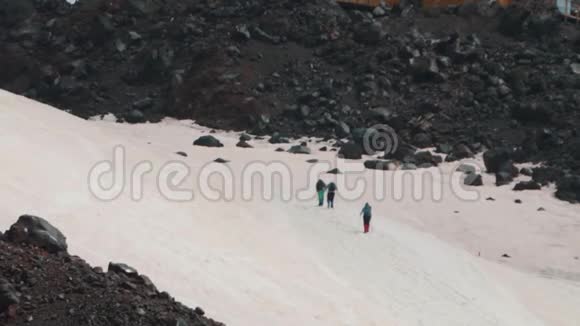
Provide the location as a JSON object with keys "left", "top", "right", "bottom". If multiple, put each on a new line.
{"left": 1, "top": 90, "right": 579, "bottom": 326}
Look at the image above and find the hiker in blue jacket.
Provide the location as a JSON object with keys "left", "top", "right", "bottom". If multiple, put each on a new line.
{"left": 361, "top": 203, "right": 372, "bottom": 233}
{"left": 327, "top": 182, "right": 337, "bottom": 208}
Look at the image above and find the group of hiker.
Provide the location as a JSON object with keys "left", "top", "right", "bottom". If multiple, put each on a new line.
{"left": 316, "top": 179, "right": 373, "bottom": 234}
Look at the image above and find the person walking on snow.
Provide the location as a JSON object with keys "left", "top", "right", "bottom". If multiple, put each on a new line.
{"left": 361, "top": 203, "right": 372, "bottom": 233}
{"left": 316, "top": 179, "right": 326, "bottom": 207}
{"left": 327, "top": 182, "right": 337, "bottom": 208}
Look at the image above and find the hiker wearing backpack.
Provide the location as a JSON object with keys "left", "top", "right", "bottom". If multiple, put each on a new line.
{"left": 316, "top": 179, "right": 326, "bottom": 207}
{"left": 327, "top": 182, "right": 337, "bottom": 208}
{"left": 361, "top": 203, "right": 372, "bottom": 233}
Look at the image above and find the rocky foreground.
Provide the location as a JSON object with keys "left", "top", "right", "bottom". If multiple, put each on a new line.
{"left": 0, "top": 215, "right": 224, "bottom": 326}
{"left": 0, "top": 0, "right": 579, "bottom": 202}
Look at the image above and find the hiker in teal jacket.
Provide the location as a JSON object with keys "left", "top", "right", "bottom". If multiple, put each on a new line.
{"left": 361, "top": 203, "right": 372, "bottom": 233}
{"left": 316, "top": 179, "right": 326, "bottom": 207}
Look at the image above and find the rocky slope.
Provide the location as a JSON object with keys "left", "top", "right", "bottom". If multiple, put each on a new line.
{"left": 0, "top": 215, "right": 224, "bottom": 326}
{"left": 0, "top": 0, "right": 579, "bottom": 201}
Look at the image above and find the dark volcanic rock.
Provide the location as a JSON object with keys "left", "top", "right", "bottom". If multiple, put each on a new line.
{"left": 175, "top": 151, "right": 188, "bottom": 157}
{"left": 556, "top": 175, "right": 580, "bottom": 203}
{"left": 0, "top": 277, "right": 19, "bottom": 314}
{"left": 0, "top": 0, "right": 35, "bottom": 27}
{"left": 288, "top": 144, "right": 311, "bottom": 154}
{"left": 464, "top": 173, "right": 483, "bottom": 186}
{"left": 456, "top": 164, "right": 477, "bottom": 174}
{"left": 236, "top": 140, "right": 253, "bottom": 148}
{"left": 4, "top": 215, "right": 67, "bottom": 253}
{"left": 125, "top": 109, "right": 146, "bottom": 124}
{"left": 445, "top": 144, "right": 474, "bottom": 162}
{"left": 364, "top": 160, "right": 390, "bottom": 171}
{"left": 513, "top": 181, "right": 541, "bottom": 191}
{"left": 108, "top": 262, "right": 139, "bottom": 277}
{"left": 338, "top": 142, "right": 363, "bottom": 160}
{"left": 495, "top": 172, "right": 513, "bottom": 186}
{"left": 483, "top": 148, "right": 512, "bottom": 173}
{"left": 520, "top": 167, "right": 533, "bottom": 176}
{"left": 193, "top": 135, "right": 224, "bottom": 148}
{"left": 0, "top": 223, "right": 224, "bottom": 326}
{"left": 511, "top": 102, "right": 552, "bottom": 123}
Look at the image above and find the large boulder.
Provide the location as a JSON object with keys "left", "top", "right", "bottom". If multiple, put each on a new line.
{"left": 236, "top": 140, "right": 253, "bottom": 148}
{"left": 338, "top": 142, "right": 363, "bottom": 160}
{"left": 108, "top": 262, "right": 139, "bottom": 277}
{"left": 533, "top": 167, "right": 564, "bottom": 186}
{"left": 555, "top": 175, "right": 580, "bottom": 203}
{"left": 464, "top": 173, "right": 483, "bottom": 186}
{"left": 352, "top": 127, "right": 394, "bottom": 155}
{"left": 193, "top": 135, "right": 224, "bottom": 148}
{"left": 288, "top": 143, "right": 311, "bottom": 155}
{"left": 495, "top": 172, "right": 513, "bottom": 186}
{"left": 483, "top": 148, "right": 512, "bottom": 173}
{"left": 412, "top": 151, "right": 442, "bottom": 167}
{"left": 269, "top": 132, "right": 290, "bottom": 144}
{"left": 513, "top": 181, "right": 541, "bottom": 191}
{"left": 5, "top": 215, "right": 68, "bottom": 253}
{"left": 456, "top": 164, "right": 476, "bottom": 175}
{"left": 364, "top": 160, "right": 390, "bottom": 171}
{"left": 445, "top": 144, "right": 474, "bottom": 162}
{"left": 384, "top": 142, "right": 417, "bottom": 161}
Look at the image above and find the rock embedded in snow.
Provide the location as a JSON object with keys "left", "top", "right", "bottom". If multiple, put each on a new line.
{"left": 338, "top": 142, "right": 363, "bottom": 160}
{"left": 513, "top": 181, "right": 541, "bottom": 191}
{"left": 555, "top": 175, "right": 580, "bottom": 203}
{"left": 239, "top": 133, "right": 251, "bottom": 142}
{"left": 288, "top": 144, "right": 311, "bottom": 155}
{"left": 193, "top": 135, "right": 224, "bottom": 148}
{"left": 326, "top": 168, "right": 341, "bottom": 174}
{"left": 4, "top": 215, "right": 67, "bottom": 253}
{"left": 269, "top": 132, "right": 289, "bottom": 144}
{"left": 213, "top": 158, "right": 229, "bottom": 163}
{"left": 125, "top": 109, "right": 146, "bottom": 124}
{"left": 401, "top": 163, "right": 418, "bottom": 170}
{"left": 464, "top": 173, "right": 483, "bottom": 186}
{"left": 520, "top": 167, "right": 533, "bottom": 176}
{"left": 495, "top": 172, "right": 513, "bottom": 186}
{"left": 175, "top": 151, "right": 188, "bottom": 157}
{"left": 457, "top": 164, "right": 476, "bottom": 174}
{"left": 444, "top": 144, "right": 474, "bottom": 162}
{"left": 483, "top": 148, "right": 512, "bottom": 174}
{"left": 364, "top": 160, "right": 390, "bottom": 171}
{"left": 236, "top": 140, "right": 253, "bottom": 148}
